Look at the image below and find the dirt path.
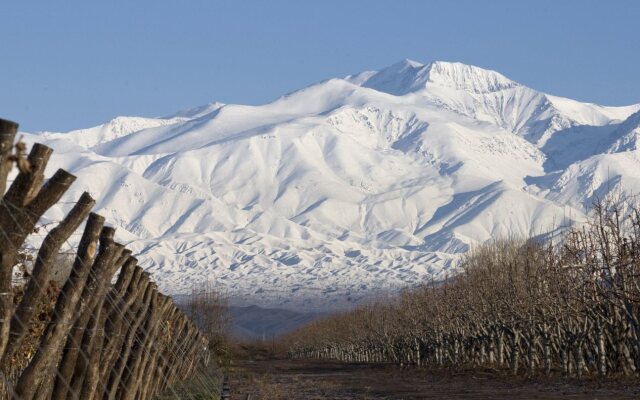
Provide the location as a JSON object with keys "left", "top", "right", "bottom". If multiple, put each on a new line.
{"left": 227, "top": 358, "right": 640, "bottom": 399}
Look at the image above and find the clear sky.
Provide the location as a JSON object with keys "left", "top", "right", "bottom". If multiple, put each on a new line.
{"left": 2, "top": 0, "right": 639, "bottom": 132}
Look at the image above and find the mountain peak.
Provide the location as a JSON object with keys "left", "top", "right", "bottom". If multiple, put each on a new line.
{"left": 398, "top": 58, "right": 425, "bottom": 68}
{"left": 427, "top": 61, "right": 519, "bottom": 93}
{"left": 360, "top": 59, "right": 427, "bottom": 95}
{"left": 361, "top": 59, "right": 520, "bottom": 95}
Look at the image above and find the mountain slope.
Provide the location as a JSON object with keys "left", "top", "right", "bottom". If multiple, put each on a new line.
{"left": 33, "top": 59, "right": 640, "bottom": 308}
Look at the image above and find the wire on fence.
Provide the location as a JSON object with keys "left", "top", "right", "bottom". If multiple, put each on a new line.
{"left": 0, "top": 122, "right": 219, "bottom": 400}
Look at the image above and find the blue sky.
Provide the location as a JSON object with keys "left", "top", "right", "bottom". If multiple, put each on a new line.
{"left": 2, "top": 0, "right": 639, "bottom": 132}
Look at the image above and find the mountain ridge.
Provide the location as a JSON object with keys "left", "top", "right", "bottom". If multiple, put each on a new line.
{"left": 30, "top": 59, "right": 640, "bottom": 308}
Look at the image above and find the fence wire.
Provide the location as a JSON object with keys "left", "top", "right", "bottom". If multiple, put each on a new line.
{"left": 0, "top": 131, "right": 220, "bottom": 400}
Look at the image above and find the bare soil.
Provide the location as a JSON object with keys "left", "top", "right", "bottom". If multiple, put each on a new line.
{"left": 226, "top": 358, "right": 640, "bottom": 399}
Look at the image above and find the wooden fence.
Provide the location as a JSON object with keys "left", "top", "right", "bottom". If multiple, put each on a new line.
{"left": 0, "top": 118, "right": 208, "bottom": 399}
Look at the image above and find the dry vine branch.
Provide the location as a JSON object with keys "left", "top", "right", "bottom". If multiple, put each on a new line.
{"left": 285, "top": 197, "right": 640, "bottom": 378}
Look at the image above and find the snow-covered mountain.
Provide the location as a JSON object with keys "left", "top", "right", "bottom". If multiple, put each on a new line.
{"left": 25, "top": 59, "right": 640, "bottom": 308}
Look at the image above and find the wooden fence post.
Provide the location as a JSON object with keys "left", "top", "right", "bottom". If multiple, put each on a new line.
{"left": 221, "top": 375, "right": 230, "bottom": 400}
{"left": 13, "top": 212, "right": 104, "bottom": 400}
{"left": 67, "top": 245, "right": 130, "bottom": 397}
{"left": 0, "top": 119, "right": 18, "bottom": 195}
{"left": 1, "top": 191, "right": 95, "bottom": 368}
{"left": 97, "top": 264, "right": 144, "bottom": 387}
{"left": 0, "top": 133, "right": 212, "bottom": 399}
{"left": 105, "top": 277, "right": 154, "bottom": 400}
{"left": 0, "top": 141, "right": 59, "bottom": 359}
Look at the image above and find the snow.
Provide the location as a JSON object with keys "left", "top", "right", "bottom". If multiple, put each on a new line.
{"left": 363, "top": 60, "right": 520, "bottom": 95}
{"left": 26, "top": 59, "right": 640, "bottom": 309}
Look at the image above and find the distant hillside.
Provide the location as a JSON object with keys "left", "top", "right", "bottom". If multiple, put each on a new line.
{"left": 228, "top": 305, "right": 324, "bottom": 340}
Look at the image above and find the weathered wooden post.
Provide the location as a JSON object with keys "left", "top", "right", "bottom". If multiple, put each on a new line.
{"left": 13, "top": 212, "right": 104, "bottom": 400}
{"left": 68, "top": 244, "right": 129, "bottom": 371}
{"left": 48, "top": 226, "right": 121, "bottom": 400}
{"left": 69, "top": 246, "right": 130, "bottom": 398}
{"left": 105, "top": 276, "right": 154, "bottom": 400}
{"left": 220, "top": 375, "right": 230, "bottom": 400}
{"left": 0, "top": 119, "right": 18, "bottom": 195}
{"left": 97, "top": 264, "right": 144, "bottom": 389}
{"left": 120, "top": 292, "right": 172, "bottom": 400}
{"left": 0, "top": 130, "right": 211, "bottom": 399}
{"left": 1, "top": 137, "right": 73, "bottom": 360}
{"left": 1, "top": 191, "right": 95, "bottom": 368}
{"left": 137, "top": 304, "right": 178, "bottom": 399}
{"left": 0, "top": 118, "right": 17, "bottom": 398}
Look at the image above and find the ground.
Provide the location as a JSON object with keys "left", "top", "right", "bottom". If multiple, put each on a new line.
{"left": 225, "top": 357, "right": 640, "bottom": 400}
